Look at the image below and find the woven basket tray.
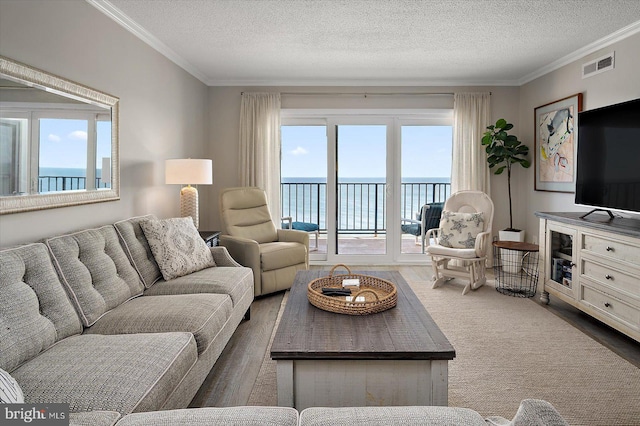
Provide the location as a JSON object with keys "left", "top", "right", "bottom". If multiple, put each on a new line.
{"left": 307, "top": 264, "right": 397, "bottom": 315}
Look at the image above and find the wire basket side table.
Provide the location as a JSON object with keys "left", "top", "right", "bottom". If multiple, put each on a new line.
{"left": 492, "top": 241, "right": 540, "bottom": 298}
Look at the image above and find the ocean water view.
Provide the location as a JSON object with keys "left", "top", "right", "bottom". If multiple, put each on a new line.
{"left": 281, "top": 177, "right": 451, "bottom": 232}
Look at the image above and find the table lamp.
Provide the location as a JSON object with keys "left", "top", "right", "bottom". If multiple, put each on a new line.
{"left": 165, "top": 158, "right": 212, "bottom": 229}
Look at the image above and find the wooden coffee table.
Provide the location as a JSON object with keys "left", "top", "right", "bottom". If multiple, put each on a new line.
{"left": 271, "top": 270, "right": 455, "bottom": 410}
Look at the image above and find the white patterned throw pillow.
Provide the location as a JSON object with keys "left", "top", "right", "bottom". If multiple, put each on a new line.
{"left": 141, "top": 217, "right": 216, "bottom": 281}
{"left": 0, "top": 368, "right": 24, "bottom": 403}
{"left": 438, "top": 211, "right": 485, "bottom": 249}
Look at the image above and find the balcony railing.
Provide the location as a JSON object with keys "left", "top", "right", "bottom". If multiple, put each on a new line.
{"left": 38, "top": 176, "right": 110, "bottom": 193}
{"left": 281, "top": 181, "right": 450, "bottom": 234}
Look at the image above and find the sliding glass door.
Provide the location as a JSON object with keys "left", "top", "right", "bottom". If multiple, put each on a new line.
{"left": 335, "top": 124, "right": 389, "bottom": 257}
{"left": 399, "top": 124, "right": 453, "bottom": 255}
{"left": 282, "top": 111, "right": 452, "bottom": 264}
{"left": 281, "top": 124, "right": 328, "bottom": 256}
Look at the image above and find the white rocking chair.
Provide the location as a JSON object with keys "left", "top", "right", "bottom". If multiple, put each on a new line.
{"left": 425, "top": 191, "right": 494, "bottom": 295}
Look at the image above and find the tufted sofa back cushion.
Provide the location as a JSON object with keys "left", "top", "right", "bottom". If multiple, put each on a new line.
{"left": 46, "top": 225, "right": 145, "bottom": 327}
{"left": 114, "top": 215, "right": 163, "bottom": 288}
{"left": 219, "top": 187, "right": 278, "bottom": 244}
{"left": 0, "top": 243, "right": 82, "bottom": 372}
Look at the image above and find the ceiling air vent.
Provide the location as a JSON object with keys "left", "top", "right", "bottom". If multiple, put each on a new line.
{"left": 582, "top": 52, "right": 615, "bottom": 78}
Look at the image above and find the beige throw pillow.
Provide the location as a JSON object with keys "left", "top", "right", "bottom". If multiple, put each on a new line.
{"left": 141, "top": 217, "right": 215, "bottom": 281}
{"left": 438, "top": 211, "right": 485, "bottom": 249}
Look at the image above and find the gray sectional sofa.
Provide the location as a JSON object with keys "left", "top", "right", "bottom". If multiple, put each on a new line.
{"left": 1, "top": 215, "right": 253, "bottom": 416}
{"left": 1, "top": 214, "right": 568, "bottom": 425}
{"left": 63, "top": 399, "right": 567, "bottom": 426}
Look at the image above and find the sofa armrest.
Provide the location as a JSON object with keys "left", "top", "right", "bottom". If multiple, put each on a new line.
{"left": 277, "top": 228, "right": 309, "bottom": 246}
{"left": 277, "top": 229, "right": 309, "bottom": 268}
{"left": 209, "top": 246, "right": 242, "bottom": 267}
{"left": 485, "top": 399, "right": 568, "bottom": 426}
{"left": 219, "top": 235, "right": 261, "bottom": 294}
{"left": 218, "top": 235, "right": 260, "bottom": 269}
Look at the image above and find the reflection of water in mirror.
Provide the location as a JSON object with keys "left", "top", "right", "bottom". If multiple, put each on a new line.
{"left": 0, "top": 56, "right": 119, "bottom": 214}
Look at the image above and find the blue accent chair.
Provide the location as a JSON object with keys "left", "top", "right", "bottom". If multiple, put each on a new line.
{"left": 282, "top": 217, "right": 319, "bottom": 250}
{"left": 400, "top": 202, "right": 443, "bottom": 253}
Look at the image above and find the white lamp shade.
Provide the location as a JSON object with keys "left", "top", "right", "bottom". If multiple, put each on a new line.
{"left": 165, "top": 159, "right": 213, "bottom": 185}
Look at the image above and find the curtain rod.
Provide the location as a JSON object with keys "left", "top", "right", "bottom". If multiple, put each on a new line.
{"left": 241, "top": 91, "right": 491, "bottom": 96}
{"left": 283, "top": 92, "right": 456, "bottom": 97}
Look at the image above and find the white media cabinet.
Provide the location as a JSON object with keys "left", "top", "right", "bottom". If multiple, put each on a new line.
{"left": 536, "top": 212, "right": 640, "bottom": 342}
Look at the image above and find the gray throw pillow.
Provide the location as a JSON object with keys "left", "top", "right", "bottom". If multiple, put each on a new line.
{"left": 141, "top": 217, "right": 215, "bottom": 281}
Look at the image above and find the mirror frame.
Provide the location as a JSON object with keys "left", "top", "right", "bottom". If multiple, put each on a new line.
{"left": 0, "top": 56, "right": 119, "bottom": 214}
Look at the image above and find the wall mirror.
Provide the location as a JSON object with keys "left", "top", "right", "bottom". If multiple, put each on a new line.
{"left": 0, "top": 56, "right": 119, "bottom": 214}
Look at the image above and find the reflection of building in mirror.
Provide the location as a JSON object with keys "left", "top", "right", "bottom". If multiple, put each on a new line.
{"left": 0, "top": 116, "right": 28, "bottom": 195}
{"left": 0, "top": 95, "right": 111, "bottom": 196}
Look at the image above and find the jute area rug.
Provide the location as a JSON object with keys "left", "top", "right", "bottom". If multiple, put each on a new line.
{"left": 247, "top": 268, "right": 640, "bottom": 425}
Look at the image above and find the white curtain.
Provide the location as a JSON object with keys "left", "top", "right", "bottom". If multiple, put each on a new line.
{"left": 451, "top": 92, "right": 491, "bottom": 194}
{"left": 239, "top": 92, "right": 282, "bottom": 217}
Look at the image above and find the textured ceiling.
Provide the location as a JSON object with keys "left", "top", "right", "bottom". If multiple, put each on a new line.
{"left": 98, "top": 0, "right": 640, "bottom": 86}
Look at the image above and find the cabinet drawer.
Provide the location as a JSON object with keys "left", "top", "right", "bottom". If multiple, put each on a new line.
{"left": 582, "top": 233, "right": 640, "bottom": 266}
{"left": 581, "top": 259, "right": 640, "bottom": 298}
{"left": 580, "top": 284, "right": 640, "bottom": 329}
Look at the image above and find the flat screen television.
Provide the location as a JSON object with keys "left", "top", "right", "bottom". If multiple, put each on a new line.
{"left": 575, "top": 97, "right": 640, "bottom": 216}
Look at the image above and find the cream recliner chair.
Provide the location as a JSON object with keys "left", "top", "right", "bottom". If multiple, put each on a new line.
{"left": 425, "top": 191, "right": 494, "bottom": 295}
{"left": 219, "top": 187, "right": 309, "bottom": 296}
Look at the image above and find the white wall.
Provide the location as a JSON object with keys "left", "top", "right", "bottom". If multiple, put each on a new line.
{"left": 518, "top": 31, "right": 640, "bottom": 242}
{"left": 0, "top": 0, "right": 209, "bottom": 247}
{"left": 206, "top": 86, "right": 520, "bottom": 232}
{"left": 3, "top": 1, "right": 635, "bottom": 248}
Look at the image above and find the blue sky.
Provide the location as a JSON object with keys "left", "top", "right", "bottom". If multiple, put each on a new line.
{"left": 281, "top": 124, "right": 452, "bottom": 179}
{"left": 39, "top": 118, "right": 112, "bottom": 170}
{"left": 40, "top": 120, "right": 450, "bottom": 178}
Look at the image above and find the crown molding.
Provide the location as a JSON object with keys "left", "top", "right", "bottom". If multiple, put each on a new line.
{"left": 88, "top": 1, "right": 640, "bottom": 88}
{"left": 518, "top": 20, "right": 640, "bottom": 85}
{"left": 204, "top": 78, "right": 521, "bottom": 87}
{"left": 87, "top": 0, "right": 209, "bottom": 85}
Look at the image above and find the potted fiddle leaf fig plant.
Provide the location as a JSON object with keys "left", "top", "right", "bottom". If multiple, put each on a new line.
{"left": 482, "top": 119, "right": 531, "bottom": 242}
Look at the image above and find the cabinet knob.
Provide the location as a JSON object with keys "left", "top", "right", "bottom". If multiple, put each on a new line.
{"left": 605, "top": 274, "right": 613, "bottom": 280}
{"left": 606, "top": 246, "right": 614, "bottom": 252}
{"left": 604, "top": 302, "right": 611, "bottom": 308}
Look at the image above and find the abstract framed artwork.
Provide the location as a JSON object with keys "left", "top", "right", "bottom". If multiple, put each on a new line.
{"left": 534, "top": 93, "right": 583, "bottom": 192}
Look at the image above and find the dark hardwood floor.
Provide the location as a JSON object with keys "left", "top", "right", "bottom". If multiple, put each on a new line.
{"left": 189, "top": 266, "right": 640, "bottom": 407}
{"left": 189, "top": 291, "right": 285, "bottom": 407}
